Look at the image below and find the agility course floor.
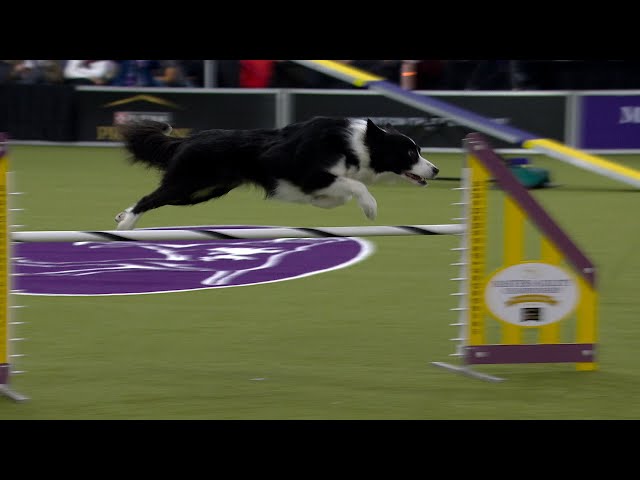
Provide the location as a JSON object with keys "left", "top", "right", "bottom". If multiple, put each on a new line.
{"left": 1, "top": 144, "right": 640, "bottom": 419}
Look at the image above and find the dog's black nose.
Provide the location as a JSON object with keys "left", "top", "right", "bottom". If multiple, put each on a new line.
{"left": 433, "top": 166, "right": 440, "bottom": 176}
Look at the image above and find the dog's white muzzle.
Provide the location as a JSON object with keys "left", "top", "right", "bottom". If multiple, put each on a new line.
{"left": 403, "top": 156, "right": 440, "bottom": 186}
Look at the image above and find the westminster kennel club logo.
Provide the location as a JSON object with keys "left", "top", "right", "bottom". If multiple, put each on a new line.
{"left": 12, "top": 226, "right": 374, "bottom": 296}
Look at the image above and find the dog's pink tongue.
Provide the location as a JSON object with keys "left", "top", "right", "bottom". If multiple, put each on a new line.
{"left": 404, "top": 172, "right": 427, "bottom": 186}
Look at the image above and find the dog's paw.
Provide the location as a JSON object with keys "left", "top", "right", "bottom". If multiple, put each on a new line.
{"left": 115, "top": 207, "right": 133, "bottom": 224}
{"left": 116, "top": 216, "right": 134, "bottom": 230}
{"left": 359, "top": 194, "right": 377, "bottom": 221}
{"left": 114, "top": 208, "right": 139, "bottom": 230}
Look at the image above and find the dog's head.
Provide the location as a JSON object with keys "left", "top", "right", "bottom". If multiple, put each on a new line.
{"left": 365, "top": 119, "right": 439, "bottom": 186}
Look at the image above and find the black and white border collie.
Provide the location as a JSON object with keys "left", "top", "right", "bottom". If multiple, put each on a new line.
{"left": 115, "top": 117, "right": 439, "bottom": 230}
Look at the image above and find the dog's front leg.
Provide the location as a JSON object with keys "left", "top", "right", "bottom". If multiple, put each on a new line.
{"left": 319, "top": 177, "right": 377, "bottom": 220}
{"left": 311, "top": 195, "right": 351, "bottom": 209}
{"left": 354, "top": 183, "right": 378, "bottom": 220}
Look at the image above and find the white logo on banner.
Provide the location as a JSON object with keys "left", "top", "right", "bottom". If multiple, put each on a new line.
{"left": 619, "top": 106, "right": 640, "bottom": 124}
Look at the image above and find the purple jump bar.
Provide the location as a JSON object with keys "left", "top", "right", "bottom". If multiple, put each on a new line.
{"left": 466, "top": 343, "right": 596, "bottom": 364}
{"left": 0, "top": 364, "right": 9, "bottom": 384}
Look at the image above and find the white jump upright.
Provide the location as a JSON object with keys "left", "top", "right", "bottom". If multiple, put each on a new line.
{"left": 0, "top": 134, "right": 28, "bottom": 402}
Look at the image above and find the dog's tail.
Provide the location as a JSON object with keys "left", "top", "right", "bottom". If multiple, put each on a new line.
{"left": 118, "top": 120, "right": 183, "bottom": 171}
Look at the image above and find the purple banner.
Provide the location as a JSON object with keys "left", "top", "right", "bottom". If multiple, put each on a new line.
{"left": 580, "top": 95, "right": 640, "bottom": 149}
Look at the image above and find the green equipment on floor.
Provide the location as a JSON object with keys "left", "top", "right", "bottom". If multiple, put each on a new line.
{"left": 505, "top": 157, "right": 553, "bottom": 189}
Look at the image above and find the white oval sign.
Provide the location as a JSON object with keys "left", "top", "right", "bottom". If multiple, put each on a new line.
{"left": 485, "top": 262, "right": 579, "bottom": 327}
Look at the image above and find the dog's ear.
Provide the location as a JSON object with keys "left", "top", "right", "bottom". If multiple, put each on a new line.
{"left": 366, "top": 118, "right": 386, "bottom": 137}
{"left": 385, "top": 122, "right": 402, "bottom": 135}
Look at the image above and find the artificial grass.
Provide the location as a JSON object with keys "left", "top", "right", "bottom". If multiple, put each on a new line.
{"left": 1, "top": 145, "right": 639, "bottom": 419}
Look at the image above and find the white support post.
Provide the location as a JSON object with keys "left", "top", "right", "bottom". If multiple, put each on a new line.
{"left": 431, "top": 166, "right": 505, "bottom": 382}
{"left": 0, "top": 142, "right": 28, "bottom": 402}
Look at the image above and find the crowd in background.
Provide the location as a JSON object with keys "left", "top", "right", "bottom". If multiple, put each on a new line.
{"left": 2, "top": 60, "right": 640, "bottom": 90}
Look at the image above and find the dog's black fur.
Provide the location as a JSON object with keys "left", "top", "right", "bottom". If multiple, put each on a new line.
{"left": 115, "top": 116, "right": 439, "bottom": 230}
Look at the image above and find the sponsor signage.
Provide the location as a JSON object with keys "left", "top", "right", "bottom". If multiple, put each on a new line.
{"left": 75, "top": 88, "right": 278, "bottom": 142}
{"left": 291, "top": 91, "right": 566, "bottom": 148}
{"left": 579, "top": 94, "right": 640, "bottom": 149}
{"left": 484, "top": 262, "right": 579, "bottom": 327}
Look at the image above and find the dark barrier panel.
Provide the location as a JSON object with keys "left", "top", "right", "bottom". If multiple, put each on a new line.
{"left": 578, "top": 93, "right": 640, "bottom": 149}
{"left": 291, "top": 91, "right": 567, "bottom": 148}
{"left": 1, "top": 86, "right": 567, "bottom": 147}
{"left": 0, "top": 84, "right": 76, "bottom": 141}
{"left": 74, "top": 87, "right": 278, "bottom": 142}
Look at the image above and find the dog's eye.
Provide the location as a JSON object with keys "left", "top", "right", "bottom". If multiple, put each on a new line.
{"left": 408, "top": 148, "right": 417, "bottom": 158}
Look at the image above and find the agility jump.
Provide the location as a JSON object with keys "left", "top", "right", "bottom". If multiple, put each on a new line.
{"left": 0, "top": 132, "right": 599, "bottom": 401}
{"left": 432, "top": 133, "right": 597, "bottom": 382}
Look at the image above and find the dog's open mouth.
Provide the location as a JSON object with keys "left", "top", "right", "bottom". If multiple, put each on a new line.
{"left": 403, "top": 172, "right": 428, "bottom": 186}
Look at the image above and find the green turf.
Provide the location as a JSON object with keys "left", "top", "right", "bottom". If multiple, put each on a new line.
{"left": 1, "top": 145, "right": 640, "bottom": 419}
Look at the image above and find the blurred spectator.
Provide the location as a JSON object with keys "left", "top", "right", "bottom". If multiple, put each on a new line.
{"left": 353, "top": 59, "right": 435, "bottom": 88}
{"left": 110, "top": 60, "right": 163, "bottom": 87}
{"left": 239, "top": 60, "right": 275, "bottom": 88}
{"left": 181, "top": 60, "right": 204, "bottom": 87}
{"left": 3, "top": 60, "right": 64, "bottom": 84}
{"left": 465, "top": 60, "right": 513, "bottom": 90}
{"left": 440, "top": 60, "right": 531, "bottom": 90}
{"left": 505, "top": 61, "right": 533, "bottom": 90}
{"left": 7, "top": 59, "right": 640, "bottom": 91}
{"left": 399, "top": 60, "right": 419, "bottom": 89}
{"left": 442, "top": 60, "right": 479, "bottom": 89}
{"left": 155, "top": 60, "right": 193, "bottom": 87}
{"left": 536, "top": 60, "right": 636, "bottom": 90}
{"left": 2, "top": 61, "right": 30, "bottom": 83}
{"left": 39, "top": 60, "right": 65, "bottom": 84}
{"left": 63, "top": 60, "right": 117, "bottom": 86}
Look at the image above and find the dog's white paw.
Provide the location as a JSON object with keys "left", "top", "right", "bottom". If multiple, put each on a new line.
{"left": 114, "top": 208, "right": 139, "bottom": 230}
{"left": 359, "top": 194, "right": 377, "bottom": 221}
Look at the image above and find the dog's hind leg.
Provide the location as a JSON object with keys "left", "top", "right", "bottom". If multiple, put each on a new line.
{"left": 115, "top": 207, "right": 141, "bottom": 230}
{"left": 115, "top": 185, "right": 182, "bottom": 230}
{"left": 115, "top": 184, "right": 238, "bottom": 230}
